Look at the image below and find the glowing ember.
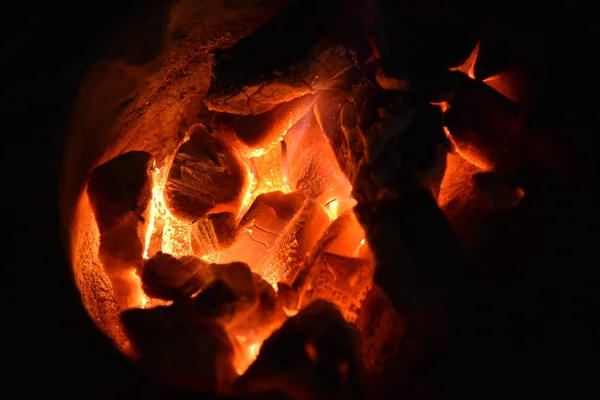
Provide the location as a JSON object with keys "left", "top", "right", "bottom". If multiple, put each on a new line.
{"left": 139, "top": 109, "right": 369, "bottom": 375}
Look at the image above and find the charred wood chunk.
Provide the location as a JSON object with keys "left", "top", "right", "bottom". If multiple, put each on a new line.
{"left": 300, "top": 252, "right": 374, "bottom": 322}
{"left": 164, "top": 124, "right": 249, "bottom": 222}
{"left": 205, "top": 0, "right": 381, "bottom": 115}
{"left": 87, "top": 150, "right": 153, "bottom": 233}
{"left": 87, "top": 151, "right": 153, "bottom": 308}
{"left": 444, "top": 71, "right": 519, "bottom": 171}
{"left": 355, "top": 286, "right": 406, "bottom": 398}
{"left": 259, "top": 198, "right": 330, "bottom": 285}
{"left": 471, "top": 171, "right": 525, "bottom": 211}
{"left": 353, "top": 174, "right": 470, "bottom": 312}
{"left": 233, "top": 94, "right": 317, "bottom": 149}
{"left": 140, "top": 252, "right": 208, "bottom": 301}
{"left": 120, "top": 305, "right": 237, "bottom": 392}
{"left": 190, "top": 212, "right": 238, "bottom": 258}
{"left": 311, "top": 208, "right": 366, "bottom": 259}
{"left": 313, "top": 80, "right": 376, "bottom": 183}
{"left": 234, "top": 300, "right": 364, "bottom": 400}
{"left": 285, "top": 110, "right": 352, "bottom": 202}
{"left": 213, "top": 191, "right": 305, "bottom": 271}
{"left": 375, "top": 64, "right": 458, "bottom": 103}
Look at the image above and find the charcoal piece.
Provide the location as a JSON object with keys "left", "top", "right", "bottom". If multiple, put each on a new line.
{"left": 300, "top": 252, "right": 374, "bottom": 322}
{"left": 193, "top": 280, "right": 239, "bottom": 320}
{"left": 204, "top": 262, "right": 258, "bottom": 308}
{"left": 258, "top": 199, "right": 329, "bottom": 284}
{"left": 276, "top": 282, "right": 299, "bottom": 313}
{"left": 284, "top": 109, "right": 352, "bottom": 202}
{"left": 310, "top": 208, "right": 366, "bottom": 259}
{"left": 353, "top": 172, "right": 471, "bottom": 312}
{"left": 212, "top": 191, "right": 305, "bottom": 271}
{"left": 234, "top": 300, "right": 364, "bottom": 400}
{"left": 313, "top": 79, "right": 376, "bottom": 183}
{"left": 472, "top": 171, "right": 525, "bottom": 211}
{"left": 87, "top": 150, "right": 153, "bottom": 233}
{"left": 164, "top": 124, "right": 249, "bottom": 222}
{"left": 205, "top": 0, "right": 381, "bottom": 115}
{"left": 375, "top": 65, "right": 458, "bottom": 103}
{"left": 190, "top": 212, "right": 238, "bottom": 258}
{"left": 444, "top": 71, "right": 520, "bottom": 171}
{"left": 232, "top": 94, "right": 318, "bottom": 149}
{"left": 140, "top": 252, "right": 207, "bottom": 301}
{"left": 87, "top": 151, "right": 153, "bottom": 308}
{"left": 120, "top": 305, "right": 237, "bottom": 392}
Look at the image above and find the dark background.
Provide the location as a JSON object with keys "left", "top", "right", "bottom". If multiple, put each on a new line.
{"left": 4, "top": 0, "right": 597, "bottom": 397}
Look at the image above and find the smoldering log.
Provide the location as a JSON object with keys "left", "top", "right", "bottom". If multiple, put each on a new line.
{"left": 473, "top": 25, "right": 522, "bottom": 81}
{"left": 234, "top": 300, "right": 364, "bottom": 400}
{"left": 443, "top": 71, "right": 520, "bottom": 171}
{"left": 86, "top": 151, "right": 153, "bottom": 308}
{"left": 190, "top": 212, "right": 238, "bottom": 257}
{"left": 205, "top": 0, "right": 380, "bottom": 115}
{"left": 232, "top": 94, "right": 318, "bottom": 149}
{"left": 120, "top": 305, "right": 237, "bottom": 392}
{"left": 164, "top": 124, "right": 249, "bottom": 222}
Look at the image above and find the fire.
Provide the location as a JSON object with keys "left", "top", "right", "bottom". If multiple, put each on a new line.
{"left": 139, "top": 109, "right": 369, "bottom": 375}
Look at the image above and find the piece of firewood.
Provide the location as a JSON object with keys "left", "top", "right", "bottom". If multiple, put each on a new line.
{"left": 164, "top": 124, "right": 249, "bottom": 222}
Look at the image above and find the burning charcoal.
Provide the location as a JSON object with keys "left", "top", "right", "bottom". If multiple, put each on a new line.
{"left": 190, "top": 212, "right": 238, "bottom": 258}
{"left": 203, "top": 262, "right": 258, "bottom": 307}
{"left": 164, "top": 124, "right": 249, "bottom": 223}
{"left": 276, "top": 282, "right": 299, "bottom": 314}
{"left": 228, "top": 274, "right": 287, "bottom": 346}
{"left": 120, "top": 305, "right": 237, "bottom": 392}
{"left": 471, "top": 171, "right": 525, "bottom": 211}
{"left": 258, "top": 199, "right": 330, "bottom": 285}
{"left": 205, "top": 0, "right": 380, "bottom": 115}
{"left": 299, "top": 252, "right": 375, "bottom": 322}
{"left": 234, "top": 300, "right": 364, "bottom": 400}
{"left": 311, "top": 208, "right": 367, "bottom": 259}
{"left": 354, "top": 170, "right": 471, "bottom": 312}
{"left": 355, "top": 286, "right": 406, "bottom": 398}
{"left": 284, "top": 109, "right": 353, "bottom": 202}
{"left": 193, "top": 280, "right": 239, "bottom": 320}
{"left": 375, "top": 65, "right": 458, "bottom": 103}
{"left": 87, "top": 151, "right": 153, "bottom": 233}
{"left": 87, "top": 151, "right": 153, "bottom": 308}
{"left": 312, "top": 80, "right": 376, "bottom": 183}
{"left": 212, "top": 191, "right": 304, "bottom": 270}
{"left": 444, "top": 71, "right": 520, "bottom": 171}
{"left": 140, "top": 252, "right": 207, "bottom": 301}
{"left": 233, "top": 94, "right": 318, "bottom": 149}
